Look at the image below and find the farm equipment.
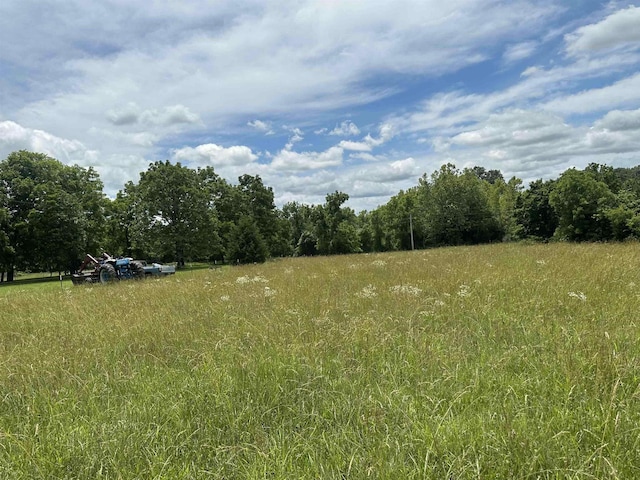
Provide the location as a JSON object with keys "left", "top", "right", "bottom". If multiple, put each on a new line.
{"left": 71, "top": 253, "right": 176, "bottom": 285}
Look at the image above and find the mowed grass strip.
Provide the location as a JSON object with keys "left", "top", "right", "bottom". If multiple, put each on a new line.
{"left": 1, "top": 243, "right": 639, "bottom": 479}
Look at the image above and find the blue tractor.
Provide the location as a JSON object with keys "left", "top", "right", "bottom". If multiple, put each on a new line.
{"left": 72, "top": 253, "right": 146, "bottom": 284}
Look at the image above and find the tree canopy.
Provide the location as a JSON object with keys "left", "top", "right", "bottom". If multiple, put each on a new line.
{"left": 2, "top": 149, "right": 640, "bottom": 282}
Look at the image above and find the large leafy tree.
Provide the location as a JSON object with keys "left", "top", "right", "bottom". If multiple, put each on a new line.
{"left": 313, "top": 191, "right": 361, "bottom": 255}
{"left": 421, "top": 164, "right": 501, "bottom": 246}
{"left": 236, "top": 174, "right": 291, "bottom": 257}
{"left": 549, "top": 168, "right": 615, "bottom": 241}
{"left": 131, "top": 161, "right": 220, "bottom": 264}
{"left": 0, "top": 150, "right": 106, "bottom": 279}
{"left": 382, "top": 188, "right": 424, "bottom": 250}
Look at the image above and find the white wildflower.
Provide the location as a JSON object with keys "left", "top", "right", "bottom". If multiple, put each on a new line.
{"left": 433, "top": 299, "right": 446, "bottom": 307}
{"left": 457, "top": 284, "right": 471, "bottom": 297}
{"left": 220, "top": 295, "right": 230, "bottom": 302}
{"left": 371, "top": 260, "right": 387, "bottom": 267}
{"left": 264, "top": 287, "right": 276, "bottom": 297}
{"left": 356, "top": 284, "right": 378, "bottom": 299}
{"left": 389, "top": 285, "right": 423, "bottom": 296}
{"left": 235, "top": 275, "right": 268, "bottom": 284}
{"left": 568, "top": 291, "right": 587, "bottom": 302}
{"left": 536, "top": 259, "right": 547, "bottom": 266}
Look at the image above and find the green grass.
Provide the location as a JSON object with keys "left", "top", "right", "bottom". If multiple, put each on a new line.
{"left": 1, "top": 243, "right": 639, "bottom": 478}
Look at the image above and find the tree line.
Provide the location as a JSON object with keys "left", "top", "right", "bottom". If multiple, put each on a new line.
{"left": 2, "top": 150, "right": 640, "bottom": 281}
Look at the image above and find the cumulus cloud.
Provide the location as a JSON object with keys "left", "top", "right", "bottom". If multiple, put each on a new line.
{"left": 356, "top": 158, "right": 419, "bottom": 183}
{"left": 271, "top": 146, "right": 343, "bottom": 171}
{"left": 4, "top": 2, "right": 640, "bottom": 209}
{"left": 171, "top": 143, "right": 258, "bottom": 167}
{"left": 329, "top": 121, "right": 361, "bottom": 137}
{"left": 339, "top": 123, "right": 395, "bottom": 151}
{"left": 0, "top": 120, "right": 97, "bottom": 166}
{"left": 565, "top": 6, "right": 640, "bottom": 56}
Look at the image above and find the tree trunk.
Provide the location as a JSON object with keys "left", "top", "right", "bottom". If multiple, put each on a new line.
{"left": 7, "top": 266, "right": 14, "bottom": 282}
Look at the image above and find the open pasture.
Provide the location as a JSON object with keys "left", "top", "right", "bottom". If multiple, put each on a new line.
{"left": 1, "top": 243, "right": 639, "bottom": 478}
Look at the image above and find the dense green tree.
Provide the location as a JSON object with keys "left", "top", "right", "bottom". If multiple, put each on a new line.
{"left": 356, "top": 211, "right": 374, "bottom": 253}
{"left": 421, "top": 164, "right": 501, "bottom": 246}
{"left": 0, "top": 191, "right": 13, "bottom": 282}
{"left": 368, "top": 208, "right": 392, "bottom": 252}
{"left": 237, "top": 174, "right": 288, "bottom": 257}
{"left": 488, "top": 177, "right": 523, "bottom": 241}
{"left": 103, "top": 187, "right": 136, "bottom": 258}
{"left": 382, "top": 188, "right": 424, "bottom": 250}
{"left": 472, "top": 166, "right": 504, "bottom": 185}
{"left": 29, "top": 184, "right": 87, "bottom": 274}
{"left": 603, "top": 190, "right": 640, "bottom": 240}
{"left": 283, "top": 201, "right": 315, "bottom": 254}
{"left": 313, "top": 192, "right": 360, "bottom": 255}
{"left": 515, "top": 179, "right": 558, "bottom": 240}
{"left": 585, "top": 163, "right": 620, "bottom": 193}
{"left": 131, "top": 161, "right": 220, "bottom": 264}
{"left": 0, "top": 151, "right": 106, "bottom": 279}
{"left": 226, "top": 216, "right": 268, "bottom": 264}
{"left": 549, "top": 168, "right": 615, "bottom": 241}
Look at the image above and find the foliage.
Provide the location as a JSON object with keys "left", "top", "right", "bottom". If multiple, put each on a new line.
{"left": 6, "top": 148, "right": 640, "bottom": 281}
{"left": 0, "top": 150, "right": 105, "bottom": 277}
{"left": 129, "top": 161, "right": 221, "bottom": 264}
{"left": 226, "top": 215, "right": 269, "bottom": 264}
{"left": 549, "top": 168, "right": 615, "bottom": 241}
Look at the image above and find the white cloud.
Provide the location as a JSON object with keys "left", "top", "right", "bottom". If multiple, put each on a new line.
{"left": 283, "top": 126, "right": 304, "bottom": 150}
{"left": 4, "top": 2, "right": 640, "bottom": 210}
{"left": 338, "top": 140, "right": 372, "bottom": 152}
{"left": 338, "top": 123, "right": 395, "bottom": 151}
{"left": 329, "top": 121, "right": 361, "bottom": 137}
{"left": 542, "top": 72, "right": 640, "bottom": 115}
{"left": 0, "top": 120, "right": 97, "bottom": 166}
{"left": 171, "top": 143, "right": 258, "bottom": 167}
{"left": 271, "top": 146, "right": 343, "bottom": 171}
{"left": 106, "top": 103, "right": 200, "bottom": 126}
{"left": 565, "top": 6, "right": 640, "bottom": 56}
{"left": 356, "top": 158, "right": 419, "bottom": 183}
{"left": 247, "top": 119, "right": 274, "bottom": 134}
{"left": 503, "top": 41, "right": 538, "bottom": 64}
{"left": 594, "top": 108, "right": 640, "bottom": 131}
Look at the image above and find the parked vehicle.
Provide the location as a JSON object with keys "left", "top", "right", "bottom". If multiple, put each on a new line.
{"left": 71, "top": 253, "right": 175, "bottom": 285}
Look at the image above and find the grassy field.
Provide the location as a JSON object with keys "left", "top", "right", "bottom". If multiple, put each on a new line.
{"left": 1, "top": 243, "right": 639, "bottom": 479}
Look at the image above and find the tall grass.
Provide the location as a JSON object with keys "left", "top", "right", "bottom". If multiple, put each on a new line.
{"left": 1, "top": 243, "right": 639, "bottom": 478}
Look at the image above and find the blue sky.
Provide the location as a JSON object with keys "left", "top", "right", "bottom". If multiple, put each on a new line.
{"left": 1, "top": 0, "right": 640, "bottom": 210}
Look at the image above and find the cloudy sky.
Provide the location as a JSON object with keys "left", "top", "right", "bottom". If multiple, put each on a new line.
{"left": 1, "top": 1, "right": 640, "bottom": 210}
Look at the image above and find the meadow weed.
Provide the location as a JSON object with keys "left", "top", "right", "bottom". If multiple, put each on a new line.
{"left": 0, "top": 242, "right": 639, "bottom": 478}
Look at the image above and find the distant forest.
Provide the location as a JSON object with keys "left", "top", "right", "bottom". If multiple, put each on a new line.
{"left": 2, "top": 150, "right": 640, "bottom": 281}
